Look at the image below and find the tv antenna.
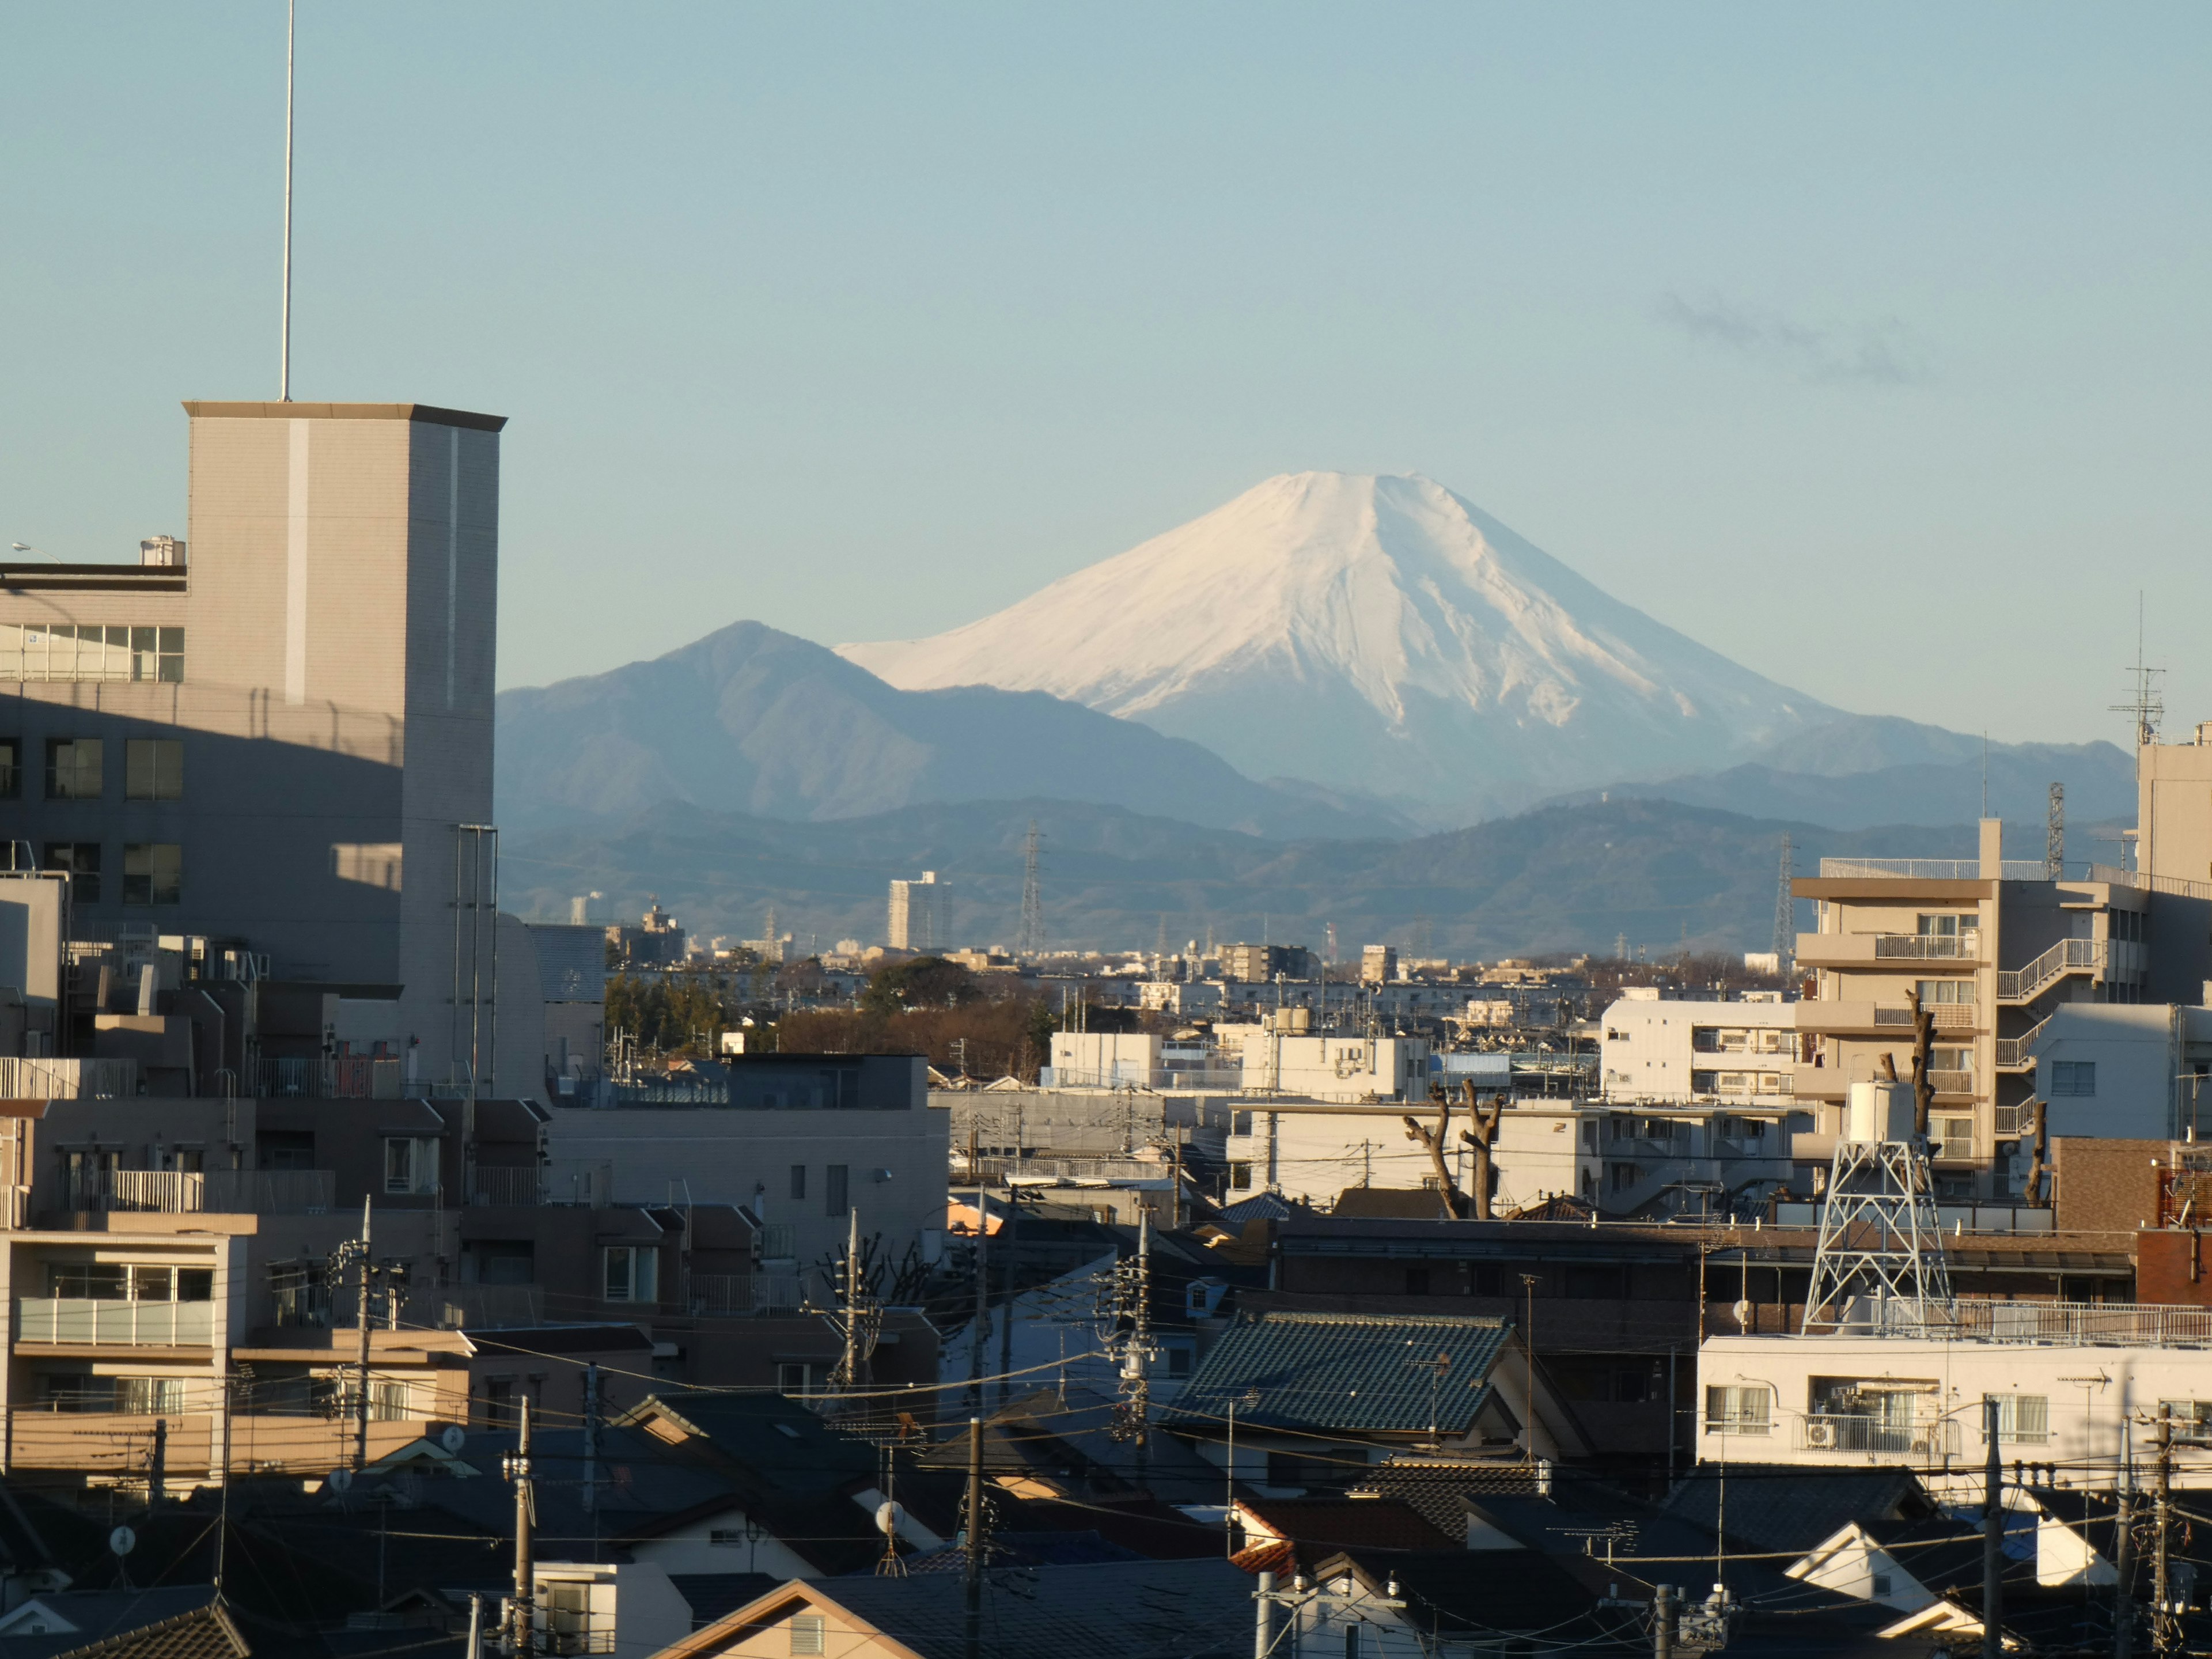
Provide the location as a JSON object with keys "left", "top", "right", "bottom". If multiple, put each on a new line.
{"left": 281, "top": 0, "right": 296, "bottom": 401}
{"left": 2109, "top": 594, "right": 2164, "bottom": 750}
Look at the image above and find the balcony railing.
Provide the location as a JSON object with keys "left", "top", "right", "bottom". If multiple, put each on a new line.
{"left": 2089, "top": 864, "right": 2212, "bottom": 902}
{"left": 430, "top": 1285, "right": 544, "bottom": 1330}
{"left": 1997, "top": 939, "right": 2104, "bottom": 1002}
{"left": 1798, "top": 1414, "right": 1960, "bottom": 1457}
{"left": 687, "top": 1273, "right": 804, "bottom": 1316}
{"left": 1926, "top": 1069, "right": 1976, "bottom": 1096}
{"left": 1820, "top": 858, "right": 2052, "bottom": 881}
{"left": 73, "top": 1169, "right": 334, "bottom": 1215}
{"left": 468, "top": 1162, "right": 613, "bottom": 1208}
{"left": 1878, "top": 1298, "right": 2212, "bottom": 1349}
{"left": 1872, "top": 934, "right": 1982, "bottom": 961}
{"left": 0, "top": 1058, "right": 137, "bottom": 1100}
{"left": 16, "top": 1297, "right": 217, "bottom": 1346}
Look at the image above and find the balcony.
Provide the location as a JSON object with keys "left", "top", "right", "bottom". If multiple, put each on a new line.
{"left": 1996, "top": 939, "right": 2105, "bottom": 1003}
{"left": 1818, "top": 858, "right": 2048, "bottom": 881}
{"left": 16, "top": 1297, "right": 217, "bottom": 1347}
{"left": 1797, "top": 934, "right": 1980, "bottom": 972}
{"left": 467, "top": 1161, "right": 613, "bottom": 1209}
{"left": 74, "top": 1169, "right": 335, "bottom": 1216}
{"left": 1796, "top": 1001, "right": 1978, "bottom": 1036}
{"left": 687, "top": 1272, "right": 804, "bottom": 1316}
{"left": 1797, "top": 1414, "right": 1960, "bottom": 1459}
{"left": 5, "top": 1412, "right": 438, "bottom": 1478}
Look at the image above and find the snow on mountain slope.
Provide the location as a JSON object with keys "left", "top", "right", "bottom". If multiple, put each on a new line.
{"left": 840, "top": 472, "right": 1834, "bottom": 820}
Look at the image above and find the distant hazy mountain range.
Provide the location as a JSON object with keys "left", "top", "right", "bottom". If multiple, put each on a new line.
{"left": 499, "top": 796, "right": 1981, "bottom": 959}
{"left": 496, "top": 469, "right": 2136, "bottom": 951}
{"left": 495, "top": 621, "right": 1410, "bottom": 841}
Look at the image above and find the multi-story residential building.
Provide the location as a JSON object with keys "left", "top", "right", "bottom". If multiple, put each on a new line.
{"left": 0, "top": 400, "right": 532, "bottom": 1093}
{"left": 1599, "top": 994, "right": 1796, "bottom": 1108}
{"left": 885, "top": 872, "right": 944, "bottom": 952}
{"left": 1218, "top": 943, "right": 1315, "bottom": 983}
{"left": 1359, "top": 944, "right": 1397, "bottom": 984}
{"left": 1793, "top": 817, "right": 2211, "bottom": 1200}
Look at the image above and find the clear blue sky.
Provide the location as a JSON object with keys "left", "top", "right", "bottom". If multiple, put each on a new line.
{"left": 5, "top": 4, "right": 2207, "bottom": 744}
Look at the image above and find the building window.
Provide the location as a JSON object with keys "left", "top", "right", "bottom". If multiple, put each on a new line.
{"left": 778, "top": 1362, "right": 822, "bottom": 1397}
{"left": 0, "top": 738, "right": 17, "bottom": 799}
{"left": 483, "top": 1377, "right": 517, "bottom": 1427}
{"left": 124, "top": 738, "right": 184, "bottom": 800}
{"left": 40, "top": 843, "right": 101, "bottom": 904}
{"left": 1872, "top": 1573, "right": 1894, "bottom": 1597}
{"left": 1933, "top": 1115, "right": 1974, "bottom": 1156}
{"left": 1705, "top": 1385, "right": 1771, "bottom": 1434}
{"left": 1229, "top": 1161, "right": 1253, "bottom": 1191}
{"left": 122, "top": 843, "right": 181, "bottom": 906}
{"left": 1915, "top": 979, "right": 1971, "bottom": 1005}
{"left": 789, "top": 1164, "right": 806, "bottom": 1201}
{"left": 1983, "top": 1394, "right": 2050, "bottom": 1444}
{"left": 2050, "top": 1062, "right": 2097, "bottom": 1097}
{"left": 371, "top": 1381, "right": 412, "bottom": 1421}
{"left": 384, "top": 1137, "right": 437, "bottom": 1196}
{"left": 0, "top": 623, "right": 183, "bottom": 683}
{"left": 44, "top": 738, "right": 103, "bottom": 800}
{"left": 603, "top": 1245, "right": 658, "bottom": 1304}
{"left": 825, "top": 1164, "right": 849, "bottom": 1218}
{"left": 789, "top": 1613, "right": 827, "bottom": 1657}
{"left": 269, "top": 1261, "right": 330, "bottom": 1328}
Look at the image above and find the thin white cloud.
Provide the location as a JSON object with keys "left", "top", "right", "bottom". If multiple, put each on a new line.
{"left": 1656, "top": 291, "right": 1933, "bottom": 387}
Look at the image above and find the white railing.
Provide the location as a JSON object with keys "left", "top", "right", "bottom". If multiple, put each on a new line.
{"left": 1997, "top": 938, "right": 2104, "bottom": 1002}
{"left": 1926, "top": 1069, "right": 1975, "bottom": 1095}
{"left": 1820, "top": 858, "right": 2052, "bottom": 881}
{"left": 71, "top": 1168, "right": 333, "bottom": 1215}
{"left": 469, "top": 1162, "right": 613, "bottom": 1208}
{"left": 1994, "top": 1016, "right": 2054, "bottom": 1070}
{"left": 1879, "top": 1299, "right": 2212, "bottom": 1349}
{"left": 2089, "top": 864, "right": 2212, "bottom": 902}
{"left": 1872, "top": 934, "right": 1982, "bottom": 960}
{"left": 0, "top": 1058, "right": 138, "bottom": 1100}
{"left": 1038, "top": 1067, "right": 1247, "bottom": 1092}
{"left": 1798, "top": 1415, "right": 1960, "bottom": 1457}
{"left": 16, "top": 1297, "right": 217, "bottom": 1346}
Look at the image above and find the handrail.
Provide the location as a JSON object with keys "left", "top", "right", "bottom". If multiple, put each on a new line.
{"left": 1994, "top": 1014, "right": 2055, "bottom": 1070}
{"left": 1880, "top": 1298, "right": 2212, "bottom": 1348}
{"left": 1871, "top": 934, "right": 1981, "bottom": 961}
{"left": 1820, "top": 858, "right": 2051, "bottom": 881}
{"left": 2089, "top": 864, "right": 2212, "bottom": 902}
{"left": 1996, "top": 938, "right": 2104, "bottom": 1002}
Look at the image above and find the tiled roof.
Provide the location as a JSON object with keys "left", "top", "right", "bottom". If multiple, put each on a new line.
{"left": 1236, "top": 1496, "right": 1456, "bottom": 1554}
{"left": 666, "top": 1574, "right": 782, "bottom": 1630}
{"left": 789, "top": 1559, "right": 1257, "bottom": 1659}
{"left": 1659, "top": 1464, "right": 1930, "bottom": 1555}
{"left": 0, "top": 1592, "right": 221, "bottom": 1659}
{"left": 1330, "top": 1188, "right": 1453, "bottom": 1221}
{"left": 1161, "top": 1312, "right": 1511, "bottom": 1435}
{"left": 48, "top": 1600, "right": 244, "bottom": 1659}
{"left": 1345, "top": 1459, "right": 1544, "bottom": 1535}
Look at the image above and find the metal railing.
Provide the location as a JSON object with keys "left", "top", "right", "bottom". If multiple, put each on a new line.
{"left": 468, "top": 1162, "right": 613, "bottom": 1208}
{"left": 1997, "top": 938, "right": 2104, "bottom": 1002}
{"left": 2089, "top": 864, "right": 2212, "bottom": 902}
{"left": 1820, "top": 858, "right": 2052, "bottom": 881}
{"left": 16, "top": 1297, "right": 217, "bottom": 1346}
{"left": 1797, "top": 1415, "right": 1960, "bottom": 1457}
{"left": 687, "top": 1273, "right": 804, "bottom": 1316}
{"left": 1994, "top": 1016, "right": 2054, "bottom": 1070}
{"left": 1039, "top": 1067, "right": 1248, "bottom": 1092}
{"left": 0, "top": 1058, "right": 138, "bottom": 1100}
{"left": 70, "top": 1168, "right": 333, "bottom": 1215}
{"left": 431, "top": 1285, "right": 544, "bottom": 1330}
{"left": 1926, "top": 1069, "right": 1975, "bottom": 1096}
{"left": 1868, "top": 1003, "right": 1977, "bottom": 1029}
{"left": 1878, "top": 1299, "right": 2212, "bottom": 1349}
{"left": 1873, "top": 934, "right": 1982, "bottom": 960}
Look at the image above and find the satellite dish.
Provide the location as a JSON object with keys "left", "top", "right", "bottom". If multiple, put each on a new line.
{"left": 108, "top": 1526, "right": 136, "bottom": 1558}
{"left": 327, "top": 1468, "right": 354, "bottom": 1494}
{"left": 1732, "top": 1298, "right": 1755, "bottom": 1330}
{"left": 440, "top": 1425, "right": 467, "bottom": 1454}
{"left": 875, "top": 1501, "right": 904, "bottom": 1536}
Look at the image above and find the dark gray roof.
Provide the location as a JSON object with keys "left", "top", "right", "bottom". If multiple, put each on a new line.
{"left": 791, "top": 1559, "right": 1256, "bottom": 1659}
{"left": 666, "top": 1574, "right": 782, "bottom": 1630}
{"left": 1659, "top": 1463, "right": 1931, "bottom": 1554}
{"left": 1162, "top": 1312, "right": 1510, "bottom": 1435}
{"left": 0, "top": 1591, "right": 218, "bottom": 1659}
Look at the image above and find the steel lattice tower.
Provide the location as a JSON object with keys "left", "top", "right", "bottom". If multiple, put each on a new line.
{"left": 2047, "top": 783, "right": 2065, "bottom": 880}
{"left": 1017, "top": 820, "right": 1044, "bottom": 959}
{"left": 1802, "top": 1133, "right": 1953, "bottom": 1333}
{"left": 1771, "top": 834, "right": 1795, "bottom": 979}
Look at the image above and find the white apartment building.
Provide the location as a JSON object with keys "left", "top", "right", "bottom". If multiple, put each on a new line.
{"left": 1698, "top": 1307, "right": 2212, "bottom": 1497}
{"left": 886, "top": 872, "right": 945, "bottom": 952}
{"left": 1599, "top": 995, "right": 1798, "bottom": 1108}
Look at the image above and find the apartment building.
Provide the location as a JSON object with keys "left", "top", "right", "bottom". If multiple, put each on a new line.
{"left": 885, "top": 872, "right": 943, "bottom": 953}
{"left": 0, "top": 400, "right": 538, "bottom": 1093}
{"left": 1599, "top": 994, "right": 1796, "bottom": 1108}
{"left": 1794, "top": 817, "right": 2212, "bottom": 1200}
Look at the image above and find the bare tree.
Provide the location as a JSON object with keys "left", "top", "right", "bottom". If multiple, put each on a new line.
{"left": 1404, "top": 1087, "right": 1469, "bottom": 1219}
{"left": 2022, "top": 1099, "right": 2051, "bottom": 1208}
{"left": 1456, "top": 1081, "right": 1504, "bottom": 1221}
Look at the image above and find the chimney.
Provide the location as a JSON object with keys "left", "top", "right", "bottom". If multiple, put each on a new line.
{"left": 1979, "top": 819, "right": 2003, "bottom": 880}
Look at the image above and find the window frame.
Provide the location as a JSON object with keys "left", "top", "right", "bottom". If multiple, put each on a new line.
{"left": 2049, "top": 1061, "right": 2097, "bottom": 1097}
{"left": 603, "top": 1244, "right": 658, "bottom": 1305}
{"left": 124, "top": 738, "right": 184, "bottom": 801}
{"left": 1703, "top": 1384, "right": 1771, "bottom": 1435}
{"left": 121, "top": 842, "right": 183, "bottom": 907}
{"left": 43, "top": 737, "right": 103, "bottom": 800}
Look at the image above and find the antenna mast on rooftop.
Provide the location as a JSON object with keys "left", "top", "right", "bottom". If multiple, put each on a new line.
{"left": 2111, "top": 594, "right": 2165, "bottom": 752}
{"left": 2047, "top": 785, "right": 2065, "bottom": 881}
{"left": 1016, "top": 820, "right": 1044, "bottom": 959}
{"left": 1770, "top": 834, "right": 1794, "bottom": 983}
{"left": 280, "top": 0, "right": 295, "bottom": 402}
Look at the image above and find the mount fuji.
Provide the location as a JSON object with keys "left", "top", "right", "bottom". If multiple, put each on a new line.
{"left": 840, "top": 471, "right": 1836, "bottom": 822}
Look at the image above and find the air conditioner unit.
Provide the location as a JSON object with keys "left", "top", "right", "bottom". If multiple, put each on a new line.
{"left": 1804, "top": 1421, "right": 1836, "bottom": 1448}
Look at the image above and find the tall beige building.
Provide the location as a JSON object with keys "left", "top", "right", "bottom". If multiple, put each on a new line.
{"left": 887, "top": 870, "right": 943, "bottom": 952}
{"left": 1, "top": 400, "right": 518, "bottom": 1089}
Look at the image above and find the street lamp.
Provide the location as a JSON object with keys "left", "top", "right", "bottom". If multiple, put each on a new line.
{"left": 8, "top": 543, "right": 60, "bottom": 563}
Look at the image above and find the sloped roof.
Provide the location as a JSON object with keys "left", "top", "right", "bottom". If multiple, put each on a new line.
{"left": 1215, "top": 1193, "right": 1303, "bottom": 1225}
{"left": 666, "top": 1574, "right": 782, "bottom": 1630}
{"left": 1236, "top": 1496, "right": 1456, "bottom": 1555}
{"left": 1660, "top": 1464, "right": 1930, "bottom": 1555}
{"left": 707, "top": 1559, "right": 1257, "bottom": 1659}
{"left": 0, "top": 1592, "right": 221, "bottom": 1659}
{"left": 1331, "top": 1187, "right": 1453, "bottom": 1221}
{"left": 1346, "top": 1459, "right": 1549, "bottom": 1536}
{"left": 1161, "top": 1312, "right": 1511, "bottom": 1435}
{"left": 51, "top": 1603, "right": 245, "bottom": 1659}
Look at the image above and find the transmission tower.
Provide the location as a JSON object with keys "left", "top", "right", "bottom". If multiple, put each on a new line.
{"left": 2047, "top": 783, "right": 2065, "bottom": 881}
{"left": 1802, "top": 1085, "right": 1952, "bottom": 1332}
{"left": 1770, "top": 834, "right": 1795, "bottom": 981}
{"left": 1016, "top": 821, "right": 1044, "bottom": 959}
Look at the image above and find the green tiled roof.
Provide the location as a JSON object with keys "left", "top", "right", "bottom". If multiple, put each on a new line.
{"left": 1161, "top": 1311, "right": 1512, "bottom": 1435}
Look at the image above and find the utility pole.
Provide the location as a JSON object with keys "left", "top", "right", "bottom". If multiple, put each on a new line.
{"left": 968, "top": 1183, "right": 990, "bottom": 1415}
{"left": 580, "top": 1363, "right": 600, "bottom": 1522}
{"left": 1521, "top": 1274, "right": 1539, "bottom": 1464}
{"left": 1654, "top": 1583, "right": 1677, "bottom": 1659}
{"left": 2154, "top": 1405, "right": 2175, "bottom": 1657}
{"left": 506, "top": 1396, "right": 535, "bottom": 1658}
{"left": 353, "top": 1198, "right": 373, "bottom": 1471}
{"left": 2116, "top": 1418, "right": 2135, "bottom": 1659}
{"left": 1983, "top": 1397, "right": 2003, "bottom": 1659}
{"left": 842, "top": 1207, "right": 862, "bottom": 1395}
{"left": 1253, "top": 1570, "right": 1275, "bottom": 1659}
{"left": 997, "top": 1183, "right": 1016, "bottom": 1408}
{"left": 963, "top": 1416, "right": 986, "bottom": 1659}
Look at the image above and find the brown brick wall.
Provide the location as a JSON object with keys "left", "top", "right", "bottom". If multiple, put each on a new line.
{"left": 2134, "top": 1230, "right": 2212, "bottom": 1306}
{"left": 2052, "top": 1137, "right": 2167, "bottom": 1233}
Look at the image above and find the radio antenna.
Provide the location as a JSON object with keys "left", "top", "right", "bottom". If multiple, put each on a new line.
{"left": 281, "top": 0, "right": 296, "bottom": 401}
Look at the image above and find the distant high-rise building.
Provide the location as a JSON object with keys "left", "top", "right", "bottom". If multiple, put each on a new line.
{"left": 1360, "top": 944, "right": 1398, "bottom": 985}
{"left": 1219, "top": 942, "right": 1313, "bottom": 983}
{"left": 888, "top": 870, "right": 945, "bottom": 952}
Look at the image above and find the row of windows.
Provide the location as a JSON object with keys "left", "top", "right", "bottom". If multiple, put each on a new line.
{"left": 0, "top": 623, "right": 184, "bottom": 683}
{"left": 36, "top": 842, "right": 181, "bottom": 906}
{"left": 0, "top": 738, "right": 184, "bottom": 801}
{"left": 788, "top": 1162, "right": 851, "bottom": 1216}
